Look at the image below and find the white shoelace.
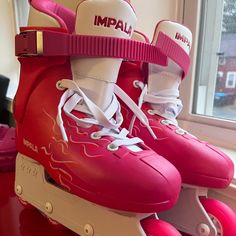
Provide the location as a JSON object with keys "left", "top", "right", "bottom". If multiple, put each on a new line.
{"left": 56, "top": 79, "right": 156, "bottom": 149}
{"left": 129, "top": 80, "right": 190, "bottom": 136}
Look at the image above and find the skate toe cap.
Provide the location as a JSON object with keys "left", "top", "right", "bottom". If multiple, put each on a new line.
{"left": 64, "top": 150, "right": 182, "bottom": 213}
{"left": 147, "top": 117, "right": 235, "bottom": 188}
{"left": 168, "top": 138, "right": 234, "bottom": 188}
{"left": 136, "top": 153, "right": 182, "bottom": 212}
{"left": 184, "top": 143, "right": 234, "bottom": 188}
{"left": 104, "top": 151, "right": 182, "bottom": 213}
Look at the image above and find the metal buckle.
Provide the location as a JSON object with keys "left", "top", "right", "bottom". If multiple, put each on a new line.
{"left": 15, "top": 30, "right": 43, "bottom": 56}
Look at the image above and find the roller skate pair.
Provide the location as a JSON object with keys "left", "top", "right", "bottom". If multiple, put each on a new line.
{"left": 14, "top": 0, "right": 235, "bottom": 235}
{"left": 14, "top": 0, "right": 182, "bottom": 235}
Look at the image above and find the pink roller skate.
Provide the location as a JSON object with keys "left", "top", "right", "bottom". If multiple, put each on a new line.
{"left": 14, "top": 1, "right": 182, "bottom": 235}
{"left": 0, "top": 124, "right": 17, "bottom": 172}
{"left": 117, "top": 20, "right": 236, "bottom": 235}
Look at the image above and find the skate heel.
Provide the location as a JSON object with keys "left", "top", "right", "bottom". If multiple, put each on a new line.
{"left": 15, "top": 153, "right": 156, "bottom": 236}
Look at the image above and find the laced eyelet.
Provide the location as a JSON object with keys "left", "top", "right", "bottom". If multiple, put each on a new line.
{"left": 56, "top": 81, "right": 65, "bottom": 90}
{"left": 107, "top": 143, "right": 119, "bottom": 152}
{"left": 160, "top": 119, "right": 170, "bottom": 125}
{"left": 147, "top": 109, "right": 155, "bottom": 115}
{"left": 175, "top": 129, "right": 185, "bottom": 135}
{"left": 90, "top": 132, "right": 101, "bottom": 140}
{"left": 133, "top": 80, "right": 140, "bottom": 88}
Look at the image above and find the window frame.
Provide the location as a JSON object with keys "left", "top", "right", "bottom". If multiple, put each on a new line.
{"left": 13, "top": 0, "right": 30, "bottom": 30}
{"left": 177, "top": 0, "right": 236, "bottom": 150}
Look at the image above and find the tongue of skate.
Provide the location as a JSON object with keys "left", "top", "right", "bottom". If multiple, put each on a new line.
{"left": 68, "top": 0, "right": 145, "bottom": 151}
{"left": 71, "top": 0, "right": 136, "bottom": 111}
{"left": 147, "top": 21, "right": 192, "bottom": 123}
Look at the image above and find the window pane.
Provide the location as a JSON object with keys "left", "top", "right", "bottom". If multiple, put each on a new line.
{"left": 194, "top": 0, "right": 236, "bottom": 121}
{"left": 14, "top": 0, "right": 30, "bottom": 30}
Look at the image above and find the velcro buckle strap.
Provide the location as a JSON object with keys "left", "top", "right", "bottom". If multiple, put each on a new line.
{"left": 156, "top": 31, "right": 191, "bottom": 79}
{"left": 15, "top": 30, "right": 168, "bottom": 66}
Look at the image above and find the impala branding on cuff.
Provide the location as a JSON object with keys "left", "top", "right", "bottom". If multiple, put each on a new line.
{"left": 94, "top": 15, "right": 133, "bottom": 36}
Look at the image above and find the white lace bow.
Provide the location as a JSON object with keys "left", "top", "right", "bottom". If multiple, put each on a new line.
{"left": 56, "top": 79, "right": 156, "bottom": 149}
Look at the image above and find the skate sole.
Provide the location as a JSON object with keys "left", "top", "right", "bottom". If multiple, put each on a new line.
{"left": 15, "top": 153, "right": 154, "bottom": 236}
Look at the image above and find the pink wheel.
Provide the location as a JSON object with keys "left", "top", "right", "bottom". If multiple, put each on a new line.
{"left": 18, "top": 197, "right": 34, "bottom": 210}
{"left": 200, "top": 197, "right": 236, "bottom": 236}
{"left": 141, "top": 219, "right": 182, "bottom": 236}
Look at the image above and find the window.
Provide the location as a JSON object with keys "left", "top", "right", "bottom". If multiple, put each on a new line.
{"left": 14, "top": 0, "right": 30, "bottom": 33}
{"left": 226, "top": 72, "right": 236, "bottom": 88}
{"left": 179, "top": 0, "right": 236, "bottom": 150}
{"left": 0, "top": 0, "right": 29, "bottom": 100}
{"left": 0, "top": 0, "right": 19, "bottom": 99}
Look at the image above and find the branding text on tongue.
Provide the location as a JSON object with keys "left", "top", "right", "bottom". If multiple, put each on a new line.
{"left": 175, "top": 32, "right": 191, "bottom": 49}
{"left": 94, "top": 15, "right": 132, "bottom": 36}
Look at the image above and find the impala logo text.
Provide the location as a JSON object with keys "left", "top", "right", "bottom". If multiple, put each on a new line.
{"left": 175, "top": 32, "right": 191, "bottom": 49}
{"left": 94, "top": 15, "right": 132, "bottom": 36}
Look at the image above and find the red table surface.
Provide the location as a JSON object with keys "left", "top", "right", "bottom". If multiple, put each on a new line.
{"left": 0, "top": 172, "right": 77, "bottom": 236}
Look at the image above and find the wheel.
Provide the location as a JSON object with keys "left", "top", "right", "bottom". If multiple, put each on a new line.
{"left": 141, "top": 219, "right": 182, "bottom": 236}
{"left": 200, "top": 197, "right": 236, "bottom": 236}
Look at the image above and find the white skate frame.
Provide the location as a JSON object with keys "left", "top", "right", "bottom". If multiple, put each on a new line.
{"left": 158, "top": 185, "right": 218, "bottom": 236}
{"left": 15, "top": 153, "right": 156, "bottom": 236}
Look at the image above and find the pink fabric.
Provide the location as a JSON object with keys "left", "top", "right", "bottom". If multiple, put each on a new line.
{"left": 156, "top": 31, "right": 190, "bottom": 79}
{"left": 0, "top": 125, "right": 16, "bottom": 154}
{"left": 29, "top": 0, "right": 75, "bottom": 33}
{"left": 0, "top": 124, "right": 17, "bottom": 172}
